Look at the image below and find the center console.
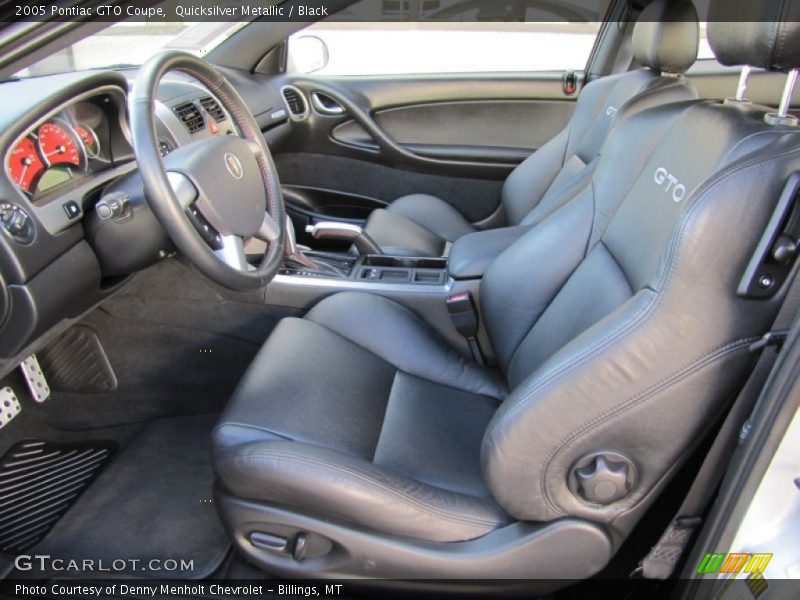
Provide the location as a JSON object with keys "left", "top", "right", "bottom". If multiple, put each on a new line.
{"left": 263, "top": 218, "right": 490, "bottom": 363}
{"left": 280, "top": 254, "right": 448, "bottom": 287}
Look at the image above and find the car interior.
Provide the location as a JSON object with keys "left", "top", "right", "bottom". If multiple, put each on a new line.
{"left": 0, "top": 0, "right": 799, "bottom": 594}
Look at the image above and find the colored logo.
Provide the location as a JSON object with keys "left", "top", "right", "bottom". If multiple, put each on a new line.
{"left": 697, "top": 552, "right": 773, "bottom": 575}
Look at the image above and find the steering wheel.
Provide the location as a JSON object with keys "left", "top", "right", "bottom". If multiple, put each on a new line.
{"left": 130, "top": 51, "right": 286, "bottom": 290}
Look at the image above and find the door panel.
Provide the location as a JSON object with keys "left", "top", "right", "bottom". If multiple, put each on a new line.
{"left": 275, "top": 152, "right": 505, "bottom": 222}
{"left": 332, "top": 98, "right": 574, "bottom": 160}
{"left": 270, "top": 72, "right": 580, "bottom": 224}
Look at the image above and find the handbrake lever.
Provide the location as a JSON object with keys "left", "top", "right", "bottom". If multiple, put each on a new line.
{"left": 305, "top": 221, "right": 383, "bottom": 255}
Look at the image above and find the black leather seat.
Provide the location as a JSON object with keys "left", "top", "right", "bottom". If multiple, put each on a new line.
{"left": 213, "top": 0, "right": 800, "bottom": 583}
{"left": 362, "top": 0, "right": 700, "bottom": 257}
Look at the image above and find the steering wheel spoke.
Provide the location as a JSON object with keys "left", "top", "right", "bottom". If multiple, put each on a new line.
{"left": 215, "top": 235, "right": 251, "bottom": 272}
{"left": 256, "top": 212, "right": 280, "bottom": 243}
{"left": 244, "top": 139, "right": 264, "bottom": 160}
{"left": 132, "top": 50, "right": 285, "bottom": 290}
{"left": 166, "top": 171, "right": 198, "bottom": 209}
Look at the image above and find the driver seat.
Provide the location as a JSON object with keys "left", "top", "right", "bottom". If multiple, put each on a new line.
{"left": 212, "top": 3, "right": 800, "bottom": 584}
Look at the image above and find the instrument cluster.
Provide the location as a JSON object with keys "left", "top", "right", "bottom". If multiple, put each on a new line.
{"left": 5, "top": 94, "right": 128, "bottom": 202}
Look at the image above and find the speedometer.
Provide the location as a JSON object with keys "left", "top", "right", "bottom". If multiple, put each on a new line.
{"left": 37, "top": 121, "right": 83, "bottom": 168}
{"left": 8, "top": 137, "right": 46, "bottom": 193}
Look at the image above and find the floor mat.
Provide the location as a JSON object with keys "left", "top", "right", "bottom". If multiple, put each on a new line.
{"left": 32, "top": 414, "right": 229, "bottom": 579}
{"left": 0, "top": 440, "right": 115, "bottom": 553}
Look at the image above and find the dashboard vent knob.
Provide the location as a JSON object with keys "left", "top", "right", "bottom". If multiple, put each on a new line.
{"left": 281, "top": 86, "right": 308, "bottom": 120}
{"left": 173, "top": 101, "right": 205, "bottom": 134}
{"left": 199, "top": 97, "right": 227, "bottom": 122}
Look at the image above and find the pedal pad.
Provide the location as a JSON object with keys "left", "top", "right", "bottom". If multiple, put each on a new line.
{"left": 0, "top": 387, "right": 21, "bottom": 429}
{"left": 20, "top": 354, "right": 50, "bottom": 403}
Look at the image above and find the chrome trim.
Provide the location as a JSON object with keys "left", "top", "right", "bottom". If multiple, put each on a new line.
{"left": 311, "top": 91, "right": 345, "bottom": 116}
{"left": 778, "top": 69, "right": 799, "bottom": 119}
{"left": 764, "top": 70, "right": 799, "bottom": 127}
{"left": 305, "top": 221, "right": 363, "bottom": 240}
{"left": 735, "top": 65, "right": 752, "bottom": 102}
{"left": 272, "top": 273, "right": 453, "bottom": 295}
{"left": 215, "top": 235, "right": 251, "bottom": 272}
{"left": 166, "top": 171, "right": 197, "bottom": 209}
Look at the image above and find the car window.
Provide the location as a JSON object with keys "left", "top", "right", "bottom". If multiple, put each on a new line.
{"left": 288, "top": 21, "right": 601, "bottom": 75}
{"left": 697, "top": 23, "right": 716, "bottom": 61}
{"left": 287, "top": 0, "right": 604, "bottom": 76}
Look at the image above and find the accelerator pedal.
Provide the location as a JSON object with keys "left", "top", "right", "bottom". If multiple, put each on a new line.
{"left": 19, "top": 355, "right": 49, "bottom": 403}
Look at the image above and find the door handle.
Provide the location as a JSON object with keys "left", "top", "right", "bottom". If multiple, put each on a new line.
{"left": 311, "top": 91, "right": 345, "bottom": 115}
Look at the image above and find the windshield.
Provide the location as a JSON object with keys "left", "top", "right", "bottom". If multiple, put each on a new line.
{"left": 14, "top": 21, "right": 247, "bottom": 78}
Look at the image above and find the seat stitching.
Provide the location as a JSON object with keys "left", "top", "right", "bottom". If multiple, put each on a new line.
{"left": 371, "top": 370, "right": 401, "bottom": 462}
{"left": 221, "top": 451, "right": 505, "bottom": 528}
{"left": 532, "top": 146, "right": 800, "bottom": 512}
{"left": 212, "top": 421, "right": 293, "bottom": 442}
{"left": 485, "top": 144, "right": 800, "bottom": 514}
{"left": 543, "top": 337, "right": 756, "bottom": 513}
{"left": 500, "top": 105, "right": 677, "bottom": 374}
{"left": 492, "top": 137, "right": 800, "bottom": 435}
{"left": 307, "top": 302, "right": 506, "bottom": 399}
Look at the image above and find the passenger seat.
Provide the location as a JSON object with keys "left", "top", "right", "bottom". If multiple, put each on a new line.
{"left": 362, "top": 0, "right": 700, "bottom": 257}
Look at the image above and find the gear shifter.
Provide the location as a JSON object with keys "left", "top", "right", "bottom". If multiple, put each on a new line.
{"left": 283, "top": 217, "right": 348, "bottom": 277}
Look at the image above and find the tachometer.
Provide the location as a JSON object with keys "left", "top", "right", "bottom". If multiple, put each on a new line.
{"left": 74, "top": 124, "right": 100, "bottom": 159}
{"left": 8, "top": 137, "right": 46, "bottom": 193}
{"left": 37, "top": 120, "right": 83, "bottom": 168}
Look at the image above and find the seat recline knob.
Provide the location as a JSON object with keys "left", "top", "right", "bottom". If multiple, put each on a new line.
{"left": 570, "top": 452, "right": 636, "bottom": 505}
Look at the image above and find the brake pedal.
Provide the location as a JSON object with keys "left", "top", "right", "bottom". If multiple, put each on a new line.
{"left": 20, "top": 354, "right": 50, "bottom": 403}
{"left": 0, "top": 387, "right": 21, "bottom": 429}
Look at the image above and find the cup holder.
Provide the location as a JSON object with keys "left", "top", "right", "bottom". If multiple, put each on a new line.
{"left": 363, "top": 255, "right": 447, "bottom": 270}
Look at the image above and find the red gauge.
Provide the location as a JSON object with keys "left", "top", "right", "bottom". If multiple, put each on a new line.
{"left": 74, "top": 124, "right": 99, "bottom": 158}
{"left": 8, "top": 137, "right": 46, "bottom": 193}
{"left": 37, "top": 121, "right": 82, "bottom": 168}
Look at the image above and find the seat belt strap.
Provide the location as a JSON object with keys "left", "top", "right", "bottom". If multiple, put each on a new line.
{"left": 637, "top": 265, "right": 800, "bottom": 580}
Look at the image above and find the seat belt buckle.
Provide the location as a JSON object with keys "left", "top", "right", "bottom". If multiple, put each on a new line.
{"left": 749, "top": 329, "right": 789, "bottom": 353}
{"left": 446, "top": 292, "right": 485, "bottom": 366}
{"left": 447, "top": 292, "right": 478, "bottom": 337}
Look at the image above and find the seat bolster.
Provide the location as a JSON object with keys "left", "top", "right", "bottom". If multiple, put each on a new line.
{"left": 306, "top": 292, "right": 507, "bottom": 399}
{"left": 215, "top": 440, "right": 510, "bottom": 543}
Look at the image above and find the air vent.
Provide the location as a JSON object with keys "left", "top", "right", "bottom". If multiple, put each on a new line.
{"left": 281, "top": 86, "right": 308, "bottom": 119}
{"left": 199, "top": 96, "right": 226, "bottom": 122}
{"left": 173, "top": 101, "right": 205, "bottom": 134}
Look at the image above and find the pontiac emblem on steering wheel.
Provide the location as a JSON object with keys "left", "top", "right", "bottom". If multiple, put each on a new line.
{"left": 224, "top": 153, "right": 243, "bottom": 179}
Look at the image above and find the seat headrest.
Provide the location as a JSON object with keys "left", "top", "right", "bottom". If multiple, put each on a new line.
{"left": 708, "top": 0, "right": 800, "bottom": 72}
{"left": 632, "top": 0, "right": 700, "bottom": 74}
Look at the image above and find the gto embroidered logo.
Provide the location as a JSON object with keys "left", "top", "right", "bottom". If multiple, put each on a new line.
{"left": 606, "top": 105, "right": 618, "bottom": 116}
{"left": 654, "top": 167, "right": 686, "bottom": 203}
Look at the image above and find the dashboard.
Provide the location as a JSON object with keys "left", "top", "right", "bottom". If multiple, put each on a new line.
{"left": 0, "top": 67, "right": 291, "bottom": 373}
